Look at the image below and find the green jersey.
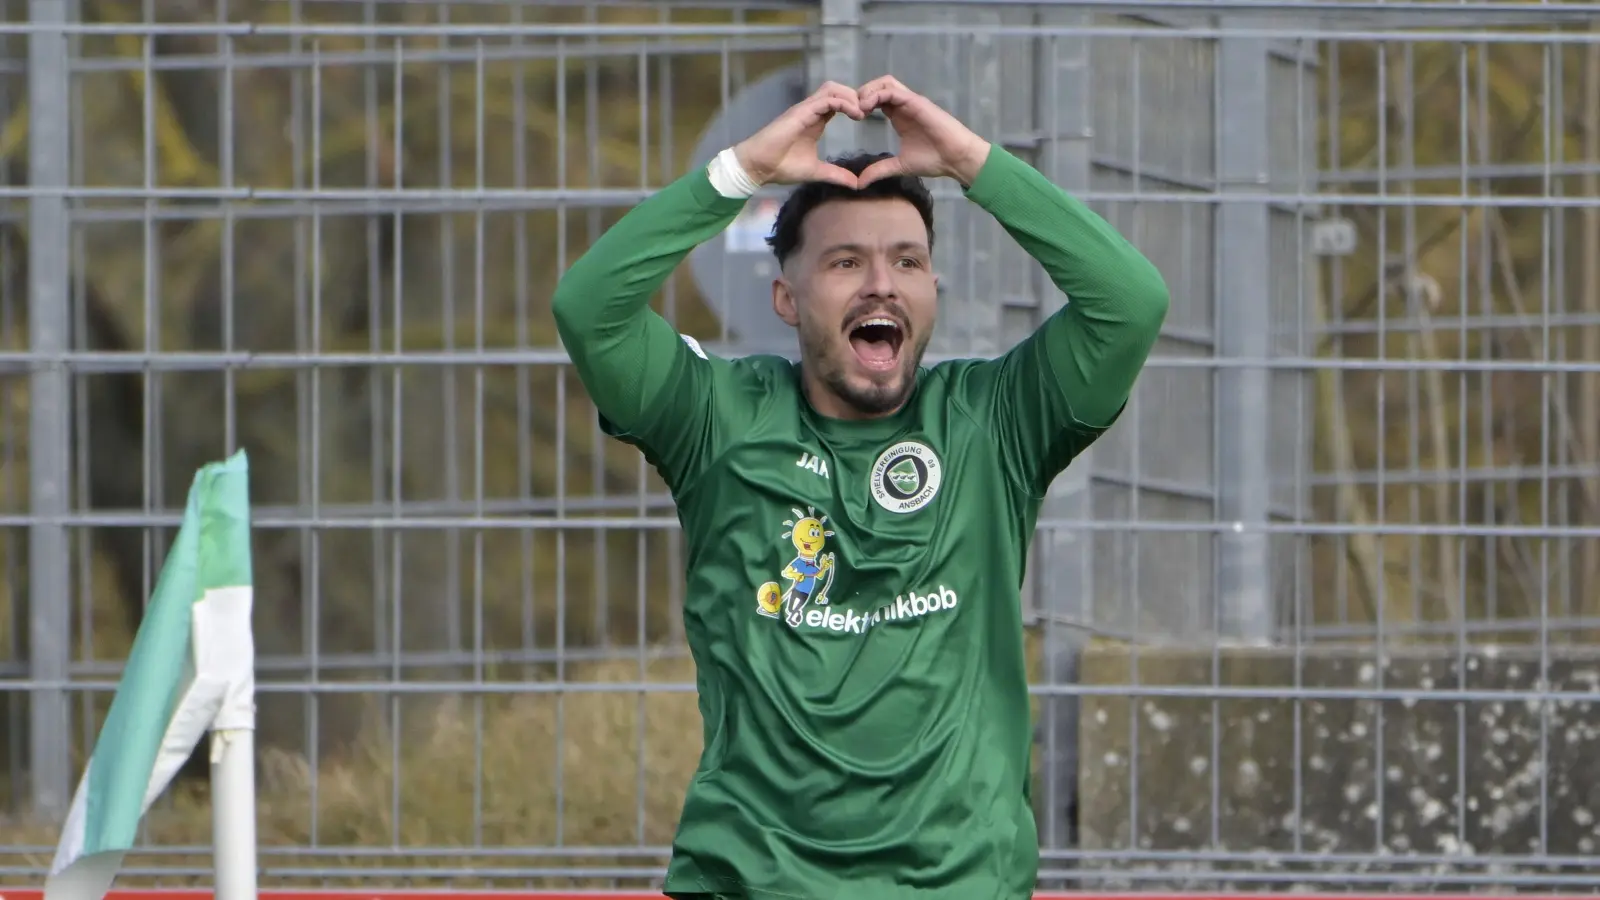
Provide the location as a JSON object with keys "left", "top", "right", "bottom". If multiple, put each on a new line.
{"left": 552, "top": 147, "right": 1169, "bottom": 899}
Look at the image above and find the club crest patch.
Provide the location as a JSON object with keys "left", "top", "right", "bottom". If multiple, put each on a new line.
{"left": 869, "top": 440, "right": 942, "bottom": 514}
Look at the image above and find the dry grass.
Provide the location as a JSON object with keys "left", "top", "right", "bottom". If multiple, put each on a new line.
{"left": 0, "top": 637, "right": 1048, "bottom": 890}
{"left": 0, "top": 655, "right": 702, "bottom": 889}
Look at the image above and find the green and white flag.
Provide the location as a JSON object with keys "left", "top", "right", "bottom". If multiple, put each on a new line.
{"left": 45, "top": 449, "right": 257, "bottom": 900}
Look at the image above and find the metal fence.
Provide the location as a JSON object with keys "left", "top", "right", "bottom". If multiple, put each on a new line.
{"left": 2, "top": 0, "right": 1600, "bottom": 894}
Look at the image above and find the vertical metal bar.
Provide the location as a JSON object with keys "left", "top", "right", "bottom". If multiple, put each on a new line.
{"left": 1290, "top": 32, "right": 1310, "bottom": 859}
{"left": 511, "top": 0, "right": 535, "bottom": 666}
{"left": 1124, "top": 33, "right": 1145, "bottom": 861}
{"left": 220, "top": 2, "right": 237, "bottom": 455}
{"left": 1473, "top": 40, "right": 1494, "bottom": 629}
{"left": 67, "top": 0, "right": 92, "bottom": 787}
{"left": 635, "top": 21, "right": 656, "bottom": 848}
{"left": 661, "top": 18, "right": 684, "bottom": 648}
{"left": 818, "top": 0, "right": 861, "bottom": 159}
{"left": 307, "top": 24, "right": 325, "bottom": 848}
{"left": 1537, "top": 34, "right": 1555, "bottom": 857}
{"left": 1034, "top": 5, "right": 1093, "bottom": 879}
{"left": 363, "top": 0, "right": 388, "bottom": 694}
{"left": 1325, "top": 42, "right": 1350, "bottom": 632}
{"left": 1213, "top": 17, "right": 1272, "bottom": 643}
{"left": 437, "top": 1, "right": 462, "bottom": 657}
{"left": 1453, "top": 38, "right": 1471, "bottom": 860}
{"left": 289, "top": 6, "right": 312, "bottom": 831}
{"left": 552, "top": 32, "right": 570, "bottom": 848}
{"left": 582, "top": 1, "right": 605, "bottom": 658}
{"left": 138, "top": 0, "right": 161, "bottom": 638}
{"left": 1400, "top": 43, "right": 1422, "bottom": 629}
{"left": 25, "top": 0, "right": 73, "bottom": 822}
{"left": 388, "top": 36, "right": 406, "bottom": 849}
{"left": 1551, "top": 37, "right": 1572, "bottom": 631}
{"left": 1372, "top": 36, "right": 1391, "bottom": 855}
{"left": 1585, "top": 26, "right": 1600, "bottom": 606}
{"left": 32, "top": 0, "right": 75, "bottom": 808}
{"left": 471, "top": 35, "right": 487, "bottom": 850}
{"left": 715, "top": 39, "right": 734, "bottom": 341}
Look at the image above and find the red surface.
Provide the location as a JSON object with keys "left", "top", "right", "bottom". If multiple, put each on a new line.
{"left": 0, "top": 883, "right": 1580, "bottom": 890}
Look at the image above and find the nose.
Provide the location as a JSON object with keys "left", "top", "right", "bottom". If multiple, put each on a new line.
{"left": 861, "top": 257, "right": 898, "bottom": 299}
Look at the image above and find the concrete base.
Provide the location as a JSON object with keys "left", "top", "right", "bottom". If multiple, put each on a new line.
{"left": 1074, "top": 641, "right": 1600, "bottom": 891}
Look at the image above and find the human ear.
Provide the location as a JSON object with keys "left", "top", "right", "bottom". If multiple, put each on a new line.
{"left": 771, "top": 278, "right": 801, "bottom": 328}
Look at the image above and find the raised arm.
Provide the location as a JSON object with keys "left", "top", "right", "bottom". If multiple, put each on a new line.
{"left": 854, "top": 75, "right": 1169, "bottom": 496}
{"left": 964, "top": 145, "right": 1170, "bottom": 493}
{"left": 552, "top": 82, "right": 868, "bottom": 489}
{"left": 551, "top": 164, "right": 741, "bottom": 419}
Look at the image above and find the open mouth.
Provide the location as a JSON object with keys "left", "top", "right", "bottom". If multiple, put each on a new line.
{"left": 847, "top": 316, "right": 905, "bottom": 372}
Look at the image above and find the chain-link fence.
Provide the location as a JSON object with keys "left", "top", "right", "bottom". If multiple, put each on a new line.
{"left": 1, "top": 0, "right": 1598, "bottom": 894}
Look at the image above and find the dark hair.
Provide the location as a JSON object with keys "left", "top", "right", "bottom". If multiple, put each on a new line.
{"left": 765, "top": 151, "right": 936, "bottom": 267}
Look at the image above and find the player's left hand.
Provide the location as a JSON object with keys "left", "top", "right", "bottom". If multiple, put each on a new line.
{"left": 855, "top": 75, "right": 992, "bottom": 188}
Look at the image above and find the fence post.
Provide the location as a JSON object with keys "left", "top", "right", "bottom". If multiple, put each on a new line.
{"left": 27, "top": 0, "right": 74, "bottom": 821}
{"left": 1214, "top": 21, "right": 1274, "bottom": 643}
{"left": 816, "top": 0, "right": 861, "bottom": 157}
{"left": 1031, "top": 5, "right": 1095, "bottom": 874}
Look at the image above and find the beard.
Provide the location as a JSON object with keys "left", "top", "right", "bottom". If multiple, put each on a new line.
{"left": 798, "top": 319, "right": 926, "bottom": 418}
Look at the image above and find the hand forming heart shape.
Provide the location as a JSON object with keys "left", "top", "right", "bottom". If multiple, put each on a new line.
{"left": 732, "top": 75, "right": 992, "bottom": 191}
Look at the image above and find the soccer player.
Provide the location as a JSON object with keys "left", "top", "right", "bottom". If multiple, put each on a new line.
{"left": 552, "top": 76, "right": 1169, "bottom": 900}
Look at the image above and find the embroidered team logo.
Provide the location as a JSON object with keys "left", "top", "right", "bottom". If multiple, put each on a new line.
{"left": 869, "top": 441, "right": 943, "bottom": 513}
{"left": 755, "top": 506, "right": 838, "bottom": 628}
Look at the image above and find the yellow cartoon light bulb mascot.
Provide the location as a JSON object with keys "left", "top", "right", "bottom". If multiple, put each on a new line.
{"left": 756, "top": 508, "right": 837, "bottom": 627}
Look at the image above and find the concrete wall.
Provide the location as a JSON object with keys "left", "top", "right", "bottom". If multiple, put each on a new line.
{"left": 1076, "top": 642, "right": 1600, "bottom": 889}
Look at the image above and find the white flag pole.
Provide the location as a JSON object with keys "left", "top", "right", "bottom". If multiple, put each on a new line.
{"left": 198, "top": 577, "right": 259, "bottom": 900}
{"left": 210, "top": 727, "right": 258, "bottom": 900}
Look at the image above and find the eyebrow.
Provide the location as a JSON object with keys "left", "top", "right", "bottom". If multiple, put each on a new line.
{"left": 819, "top": 241, "right": 929, "bottom": 258}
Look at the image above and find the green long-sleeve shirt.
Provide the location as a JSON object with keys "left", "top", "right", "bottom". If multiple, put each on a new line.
{"left": 552, "top": 146, "right": 1168, "bottom": 899}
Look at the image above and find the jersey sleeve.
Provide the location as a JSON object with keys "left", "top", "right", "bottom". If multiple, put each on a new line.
{"left": 961, "top": 147, "right": 1171, "bottom": 497}
{"left": 551, "top": 163, "right": 753, "bottom": 492}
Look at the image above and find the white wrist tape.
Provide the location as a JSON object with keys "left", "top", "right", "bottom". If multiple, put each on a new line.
{"left": 707, "top": 147, "right": 760, "bottom": 199}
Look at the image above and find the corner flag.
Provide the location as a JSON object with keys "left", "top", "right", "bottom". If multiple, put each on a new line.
{"left": 44, "top": 449, "right": 259, "bottom": 900}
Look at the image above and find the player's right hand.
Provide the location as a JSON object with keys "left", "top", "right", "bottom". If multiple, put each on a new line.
{"left": 732, "top": 82, "right": 865, "bottom": 189}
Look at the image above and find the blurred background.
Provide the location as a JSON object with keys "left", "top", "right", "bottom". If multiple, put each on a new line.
{"left": 1, "top": 0, "right": 1598, "bottom": 894}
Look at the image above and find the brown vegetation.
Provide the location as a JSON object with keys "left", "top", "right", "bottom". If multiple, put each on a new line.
{"left": 1309, "top": 33, "right": 1600, "bottom": 638}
